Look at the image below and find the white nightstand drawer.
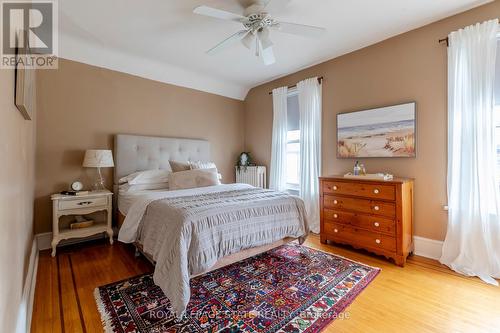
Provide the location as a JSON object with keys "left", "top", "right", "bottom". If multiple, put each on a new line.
{"left": 58, "top": 197, "right": 108, "bottom": 211}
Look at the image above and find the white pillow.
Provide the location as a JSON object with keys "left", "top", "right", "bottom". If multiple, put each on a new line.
{"left": 119, "top": 169, "right": 170, "bottom": 185}
{"left": 189, "top": 161, "right": 222, "bottom": 180}
{"left": 119, "top": 182, "right": 169, "bottom": 193}
{"left": 168, "top": 168, "right": 220, "bottom": 190}
{"left": 189, "top": 161, "right": 217, "bottom": 170}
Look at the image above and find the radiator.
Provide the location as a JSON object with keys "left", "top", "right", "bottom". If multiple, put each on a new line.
{"left": 235, "top": 166, "right": 267, "bottom": 188}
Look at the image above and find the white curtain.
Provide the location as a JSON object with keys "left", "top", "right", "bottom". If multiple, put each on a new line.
{"left": 440, "top": 19, "right": 500, "bottom": 285}
{"left": 298, "top": 78, "right": 322, "bottom": 233}
{"left": 269, "top": 86, "right": 288, "bottom": 191}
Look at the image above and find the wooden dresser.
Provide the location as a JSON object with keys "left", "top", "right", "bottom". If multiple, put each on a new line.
{"left": 319, "top": 176, "right": 414, "bottom": 266}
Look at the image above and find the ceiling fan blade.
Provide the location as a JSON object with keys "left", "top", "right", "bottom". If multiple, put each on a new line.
{"left": 261, "top": 45, "right": 276, "bottom": 65}
{"left": 207, "top": 30, "right": 249, "bottom": 54}
{"left": 257, "top": 28, "right": 273, "bottom": 50}
{"left": 272, "top": 21, "right": 326, "bottom": 37}
{"left": 193, "top": 5, "right": 246, "bottom": 23}
{"left": 241, "top": 32, "right": 256, "bottom": 50}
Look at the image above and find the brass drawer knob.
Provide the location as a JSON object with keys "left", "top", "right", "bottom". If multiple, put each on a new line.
{"left": 374, "top": 222, "right": 380, "bottom": 227}
{"left": 374, "top": 205, "right": 380, "bottom": 211}
{"left": 375, "top": 239, "right": 381, "bottom": 244}
{"left": 333, "top": 200, "right": 338, "bottom": 204}
{"left": 373, "top": 189, "right": 380, "bottom": 194}
{"left": 333, "top": 185, "right": 338, "bottom": 190}
{"left": 333, "top": 214, "right": 338, "bottom": 218}
{"left": 334, "top": 228, "right": 338, "bottom": 233}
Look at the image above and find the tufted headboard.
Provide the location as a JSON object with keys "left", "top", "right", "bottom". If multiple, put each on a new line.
{"left": 114, "top": 134, "right": 210, "bottom": 185}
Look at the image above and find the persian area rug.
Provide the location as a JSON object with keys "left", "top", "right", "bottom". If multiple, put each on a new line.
{"left": 95, "top": 244, "right": 380, "bottom": 333}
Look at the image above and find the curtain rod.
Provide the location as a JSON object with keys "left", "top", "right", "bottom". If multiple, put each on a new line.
{"left": 268, "top": 76, "right": 323, "bottom": 95}
{"left": 439, "top": 30, "right": 500, "bottom": 47}
{"left": 438, "top": 37, "right": 449, "bottom": 47}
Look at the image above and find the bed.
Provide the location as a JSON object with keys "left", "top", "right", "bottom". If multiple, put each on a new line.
{"left": 114, "top": 134, "right": 309, "bottom": 317}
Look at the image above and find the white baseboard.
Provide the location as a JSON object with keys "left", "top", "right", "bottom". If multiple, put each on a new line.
{"left": 16, "top": 238, "right": 39, "bottom": 333}
{"left": 413, "top": 236, "right": 443, "bottom": 260}
{"left": 35, "top": 232, "right": 52, "bottom": 251}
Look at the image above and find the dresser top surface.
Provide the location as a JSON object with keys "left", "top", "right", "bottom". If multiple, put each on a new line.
{"left": 319, "top": 175, "right": 414, "bottom": 184}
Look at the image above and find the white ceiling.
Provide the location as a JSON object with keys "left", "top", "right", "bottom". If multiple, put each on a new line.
{"left": 59, "top": 0, "right": 491, "bottom": 100}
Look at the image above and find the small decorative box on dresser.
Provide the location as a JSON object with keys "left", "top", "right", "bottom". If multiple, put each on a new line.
{"left": 319, "top": 176, "right": 414, "bottom": 266}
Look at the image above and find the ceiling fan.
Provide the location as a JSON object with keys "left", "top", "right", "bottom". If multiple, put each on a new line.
{"left": 193, "top": 0, "right": 326, "bottom": 65}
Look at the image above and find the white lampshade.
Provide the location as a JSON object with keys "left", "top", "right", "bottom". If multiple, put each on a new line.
{"left": 82, "top": 150, "right": 114, "bottom": 168}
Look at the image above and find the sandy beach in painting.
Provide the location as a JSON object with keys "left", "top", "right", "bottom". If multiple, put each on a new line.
{"left": 337, "top": 104, "right": 416, "bottom": 158}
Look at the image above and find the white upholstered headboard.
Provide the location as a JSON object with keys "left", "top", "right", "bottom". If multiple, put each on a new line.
{"left": 114, "top": 134, "right": 210, "bottom": 185}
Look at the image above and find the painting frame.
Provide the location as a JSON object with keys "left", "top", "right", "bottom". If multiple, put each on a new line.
{"left": 14, "top": 30, "right": 36, "bottom": 121}
{"left": 336, "top": 102, "right": 417, "bottom": 159}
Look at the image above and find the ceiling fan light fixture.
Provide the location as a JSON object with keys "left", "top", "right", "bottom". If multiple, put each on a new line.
{"left": 195, "top": 0, "right": 325, "bottom": 65}
{"left": 241, "top": 31, "right": 256, "bottom": 50}
{"left": 261, "top": 44, "right": 276, "bottom": 65}
{"left": 257, "top": 28, "right": 273, "bottom": 50}
{"left": 255, "top": 36, "right": 260, "bottom": 56}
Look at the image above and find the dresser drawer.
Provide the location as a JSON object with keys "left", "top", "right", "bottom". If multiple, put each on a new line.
{"left": 324, "top": 195, "right": 396, "bottom": 218}
{"left": 324, "top": 209, "right": 396, "bottom": 235}
{"left": 324, "top": 222, "right": 397, "bottom": 252}
{"left": 58, "top": 197, "right": 108, "bottom": 211}
{"left": 323, "top": 181, "right": 396, "bottom": 201}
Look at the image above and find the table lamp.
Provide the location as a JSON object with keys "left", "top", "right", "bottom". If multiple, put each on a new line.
{"left": 82, "top": 149, "right": 114, "bottom": 190}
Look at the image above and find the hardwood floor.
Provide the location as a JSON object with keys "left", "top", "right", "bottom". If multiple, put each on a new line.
{"left": 31, "top": 234, "right": 500, "bottom": 333}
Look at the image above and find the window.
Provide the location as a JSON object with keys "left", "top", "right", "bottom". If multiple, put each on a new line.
{"left": 286, "top": 91, "right": 300, "bottom": 193}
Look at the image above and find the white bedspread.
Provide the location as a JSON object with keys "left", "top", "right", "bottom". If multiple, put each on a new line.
{"left": 118, "top": 184, "right": 309, "bottom": 317}
{"left": 119, "top": 184, "right": 254, "bottom": 243}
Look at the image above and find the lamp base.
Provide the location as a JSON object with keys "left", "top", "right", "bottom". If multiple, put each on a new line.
{"left": 92, "top": 181, "right": 107, "bottom": 191}
{"left": 92, "top": 167, "right": 108, "bottom": 191}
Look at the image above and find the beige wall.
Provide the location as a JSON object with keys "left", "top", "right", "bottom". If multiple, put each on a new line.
{"left": 35, "top": 59, "right": 245, "bottom": 234}
{"left": 244, "top": 1, "right": 500, "bottom": 241}
{"left": 0, "top": 68, "right": 36, "bottom": 330}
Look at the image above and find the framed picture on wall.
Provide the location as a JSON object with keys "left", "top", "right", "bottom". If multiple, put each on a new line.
{"left": 337, "top": 102, "right": 416, "bottom": 158}
{"left": 14, "top": 30, "right": 36, "bottom": 121}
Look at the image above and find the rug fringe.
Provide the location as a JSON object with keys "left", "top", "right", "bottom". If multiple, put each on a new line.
{"left": 94, "top": 287, "right": 114, "bottom": 333}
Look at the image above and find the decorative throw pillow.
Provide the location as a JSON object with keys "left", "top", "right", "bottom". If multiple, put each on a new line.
{"left": 168, "top": 168, "right": 220, "bottom": 190}
{"left": 119, "top": 182, "right": 169, "bottom": 193}
{"left": 169, "top": 160, "right": 191, "bottom": 172}
{"left": 189, "top": 161, "right": 217, "bottom": 170}
{"left": 189, "top": 161, "right": 222, "bottom": 180}
{"left": 119, "top": 169, "right": 170, "bottom": 185}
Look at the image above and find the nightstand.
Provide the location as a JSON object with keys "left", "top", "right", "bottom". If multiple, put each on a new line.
{"left": 51, "top": 190, "right": 113, "bottom": 257}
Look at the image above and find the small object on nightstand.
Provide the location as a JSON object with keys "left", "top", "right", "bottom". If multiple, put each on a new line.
{"left": 70, "top": 220, "right": 94, "bottom": 229}
{"left": 70, "top": 215, "right": 94, "bottom": 229}
{"left": 71, "top": 181, "right": 84, "bottom": 191}
{"left": 60, "top": 190, "right": 90, "bottom": 196}
{"left": 50, "top": 190, "right": 113, "bottom": 257}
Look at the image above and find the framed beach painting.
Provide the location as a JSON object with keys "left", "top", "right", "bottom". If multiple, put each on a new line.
{"left": 337, "top": 102, "right": 416, "bottom": 158}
